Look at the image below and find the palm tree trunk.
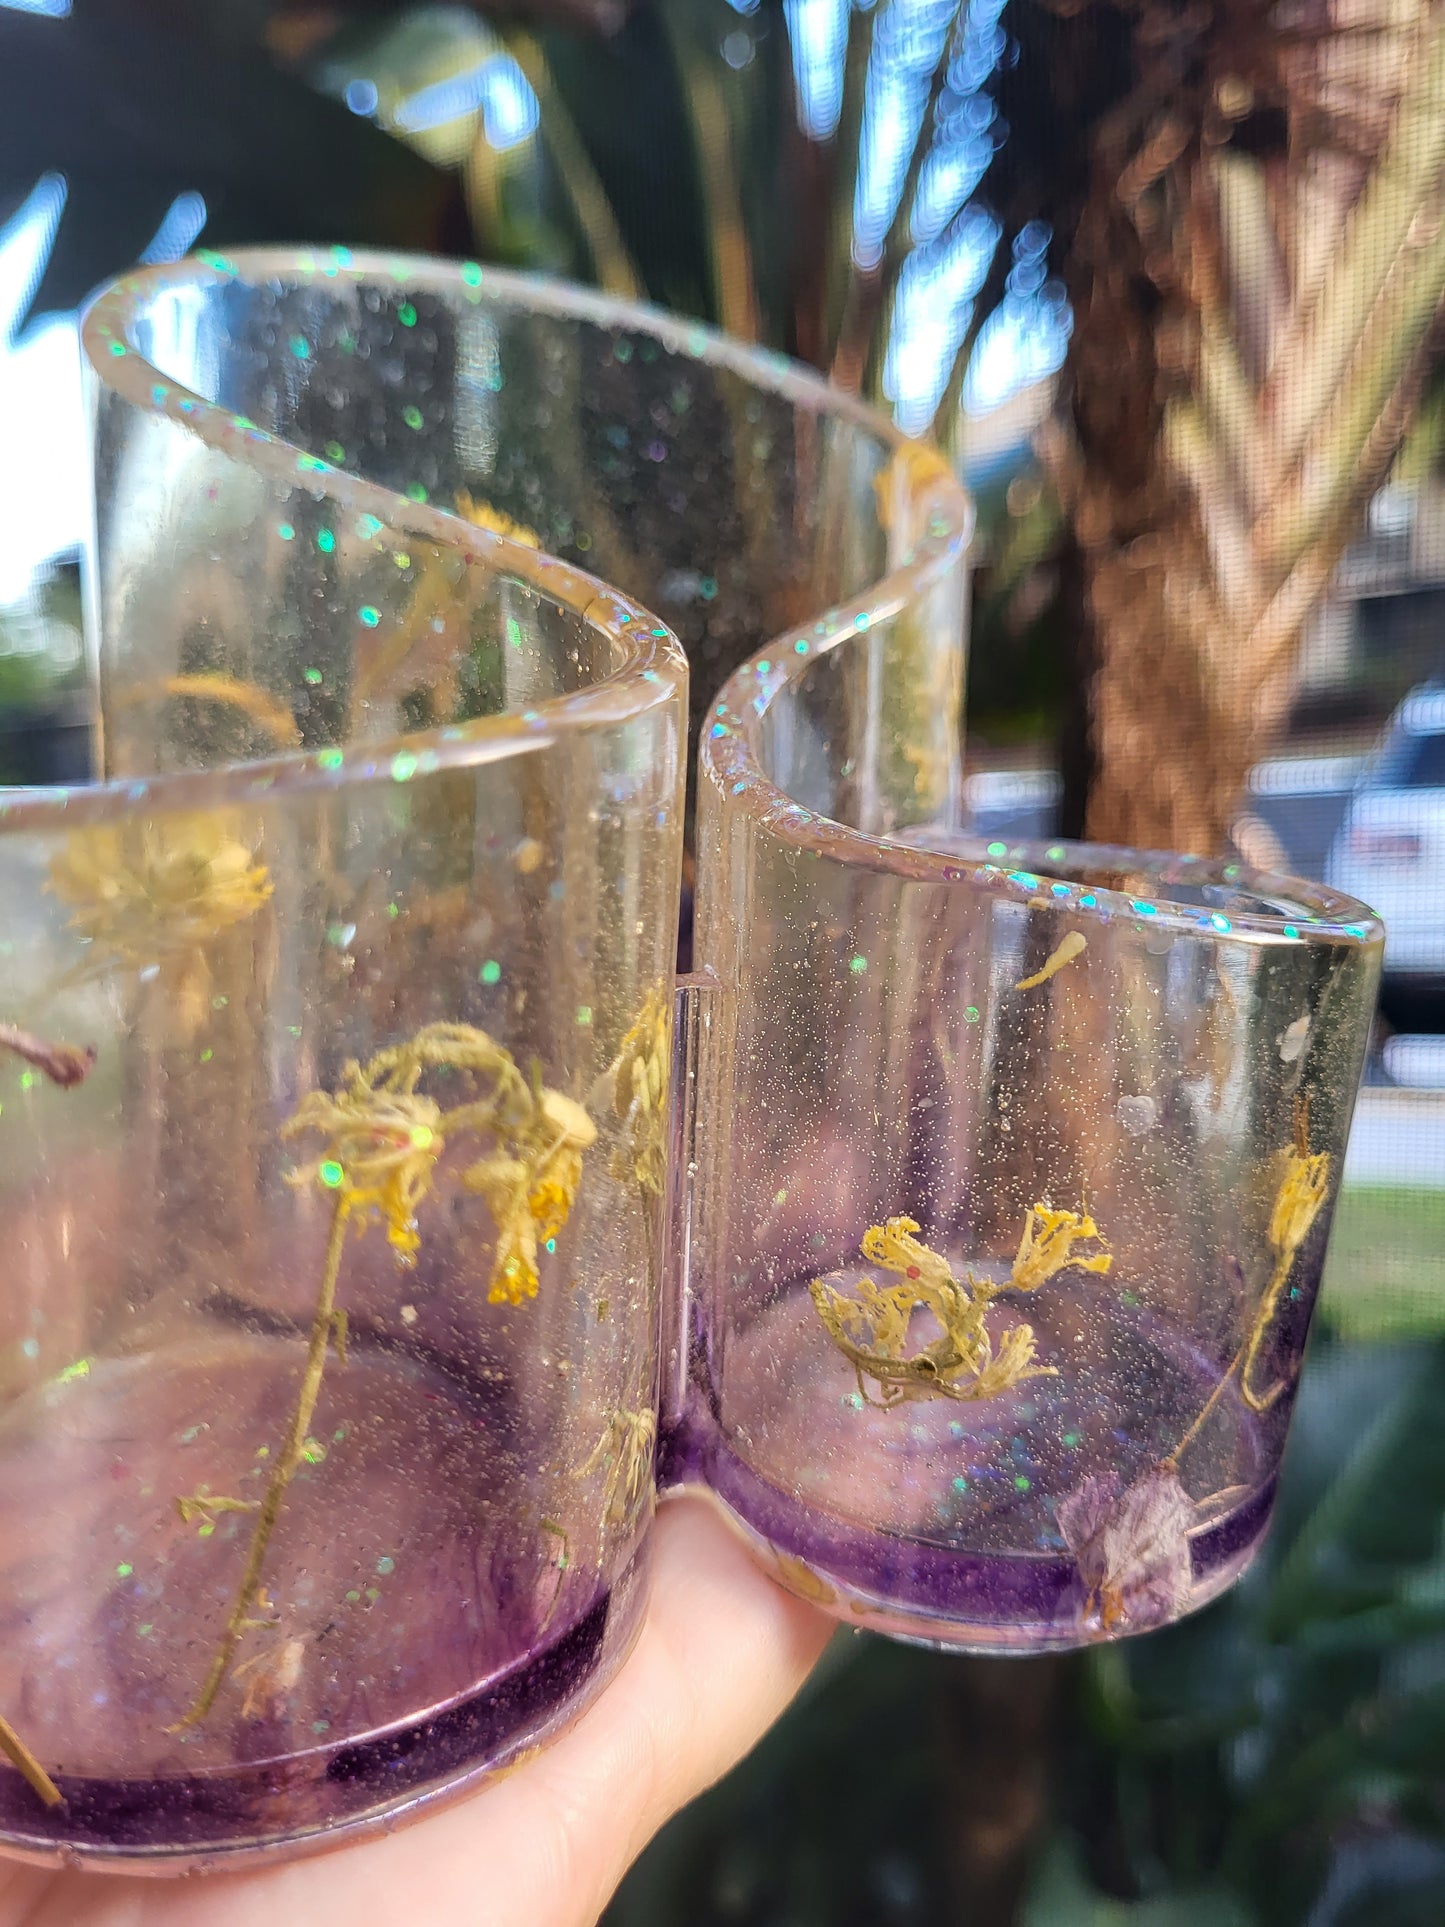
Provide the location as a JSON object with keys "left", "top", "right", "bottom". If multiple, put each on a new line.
{"left": 1054, "top": 0, "right": 1445, "bottom": 855}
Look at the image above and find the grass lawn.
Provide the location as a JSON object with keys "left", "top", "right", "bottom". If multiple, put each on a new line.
{"left": 1321, "top": 1182, "right": 1445, "bottom": 1340}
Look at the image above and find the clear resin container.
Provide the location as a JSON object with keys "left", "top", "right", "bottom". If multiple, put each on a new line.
{"left": 682, "top": 686, "right": 1383, "bottom": 1650}
{"left": 0, "top": 255, "right": 687, "bottom": 1869}
{"left": 0, "top": 249, "right": 1382, "bottom": 1870}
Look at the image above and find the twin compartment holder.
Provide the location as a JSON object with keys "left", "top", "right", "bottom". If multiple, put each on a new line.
{"left": 0, "top": 252, "right": 1381, "bottom": 1867}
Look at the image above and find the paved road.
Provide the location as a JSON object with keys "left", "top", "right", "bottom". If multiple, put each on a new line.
{"left": 1345, "top": 1088, "right": 1445, "bottom": 1188}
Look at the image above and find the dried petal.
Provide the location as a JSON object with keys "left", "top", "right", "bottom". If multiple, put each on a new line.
{"left": 1057, "top": 1463, "right": 1195, "bottom": 1634}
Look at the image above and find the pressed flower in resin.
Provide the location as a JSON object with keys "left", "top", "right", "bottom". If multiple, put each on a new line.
{"left": 810, "top": 1206, "right": 1111, "bottom": 1409}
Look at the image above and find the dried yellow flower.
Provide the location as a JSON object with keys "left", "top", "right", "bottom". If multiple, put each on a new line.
{"left": 463, "top": 1086, "right": 596, "bottom": 1304}
{"left": 285, "top": 1083, "right": 443, "bottom": 1260}
{"left": 172, "top": 1022, "right": 595, "bottom": 1733}
{"left": 577, "top": 1405, "right": 657, "bottom": 1529}
{"left": 49, "top": 813, "right": 272, "bottom": 958}
{"left": 606, "top": 984, "right": 670, "bottom": 1197}
{"left": 456, "top": 490, "right": 541, "bottom": 549}
{"left": 1011, "top": 1204, "right": 1113, "bottom": 1294}
{"left": 811, "top": 1205, "right": 1108, "bottom": 1409}
{"left": 1267, "top": 1147, "right": 1331, "bottom": 1264}
{"left": 1240, "top": 1138, "right": 1332, "bottom": 1412}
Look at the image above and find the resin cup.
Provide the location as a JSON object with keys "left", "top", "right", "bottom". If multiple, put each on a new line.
{"left": 0, "top": 249, "right": 1383, "bottom": 1868}
{"left": 0, "top": 253, "right": 694, "bottom": 1870}
{"left": 682, "top": 731, "right": 1383, "bottom": 1649}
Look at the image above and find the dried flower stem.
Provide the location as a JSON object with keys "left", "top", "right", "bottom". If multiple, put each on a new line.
{"left": 0, "top": 1710, "right": 61, "bottom": 1808}
{"left": 171, "top": 1023, "right": 595, "bottom": 1727}
{"left": 0, "top": 1023, "right": 95, "bottom": 1088}
{"left": 170, "top": 1199, "right": 349, "bottom": 1731}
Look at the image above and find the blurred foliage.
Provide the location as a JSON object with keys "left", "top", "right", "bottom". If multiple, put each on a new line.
{"left": 1320, "top": 1187, "right": 1445, "bottom": 1345}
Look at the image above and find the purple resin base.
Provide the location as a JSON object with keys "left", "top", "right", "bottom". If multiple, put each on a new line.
{"left": 0, "top": 1335, "right": 648, "bottom": 1870}
{"left": 666, "top": 1417, "right": 1274, "bottom": 1651}
{"left": 0, "top": 1576, "right": 640, "bottom": 1870}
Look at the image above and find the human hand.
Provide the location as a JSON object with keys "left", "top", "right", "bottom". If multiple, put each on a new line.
{"left": 0, "top": 1496, "right": 834, "bottom": 1927}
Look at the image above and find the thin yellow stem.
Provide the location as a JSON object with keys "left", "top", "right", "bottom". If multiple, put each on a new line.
{"left": 0, "top": 1710, "right": 61, "bottom": 1807}
{"left": 1167, "top": 1344, "right": 1245, "bottom": 1471}
{"left": 1239, "top": 1252, "right": 1292, "bottom": 1413}
{"left": 170, "top": 1197, "right": 351, "bottom": 1731}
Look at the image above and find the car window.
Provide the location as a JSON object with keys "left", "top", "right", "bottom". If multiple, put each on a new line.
{"left": 1370, "top": 727, "right": 1445, "bottom": 789}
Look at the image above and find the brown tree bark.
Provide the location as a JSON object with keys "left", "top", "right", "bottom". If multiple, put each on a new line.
{"left": 1051, "top": 0, "right": 1445, "bottom": 855}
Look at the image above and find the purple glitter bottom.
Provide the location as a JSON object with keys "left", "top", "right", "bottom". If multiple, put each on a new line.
{"left": 666, "top": 1415, "right": 1274, "bottom": 1650}
{"left": 0, "top": 1577, "right": 635, "bottom": 1867}
{"left": 0, "top": 1337, "right": 648, "bottom": 1869}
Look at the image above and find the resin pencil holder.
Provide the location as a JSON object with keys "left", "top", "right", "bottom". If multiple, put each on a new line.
{"left": 0, "top": 251, "right": 1382, "bottom": 1870}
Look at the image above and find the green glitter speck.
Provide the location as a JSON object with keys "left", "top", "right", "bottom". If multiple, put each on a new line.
{"left": 1062, "top": 1431, "right": 1080, "bottom": 1448}
{"left": 506, "top": 616, "right": 523, "bottom": 650}
{"left": 304, "top": 667, "right": 323, "bottom": 685}
{"left": 358, "top": 605, "right": 380, "bottom": 627}
{"left": 116, "top": 1562, "right": 133, "bottom": 1578}
{"left": 402, "top": 405, "right": 424, "bottom": 430}
{"left": 406, "top": 482, "right": 428, "bottom": 502}
{"left": 480, "top": 959, "right": 501, "bottom": 986}
{"left": 302, "top": 1438, "right": 327, "bottom": 1465}
{"left": 289, "top": 336, "right": 309, "bottom": 360}
{"left": 312, "top": 1720, "right": 331, "bottom": 1735}
{"left": 318, "top": 746, "right": 344, "bottom": 771}
{"left": 461, "top": 261, "right": 483, "bottom": 287}
{"left": 398, "top": 302, "right": 417, "bottom": 327}
{"left": 316, "top": 528, "right": 336, "bottom": 553}
{"left": 953, "top": 1476, "right": 968, "bottom": 1494}
{"left": 277, "top": 521, "right": 295, "bottom": 541}
{"left": 987, "top": 841, "right": 1007, "bottom": 857}
{"left": 1014, "top": 1475, "right": 1031, "bottom": 1491}
{"left": 964, "top": 1006, "right": 980, "bottom": 1024}
{"left": 198, "top": 1522, "right": 215, "bottom": 1538}
{"left": 19, "top": 1070, "right": 36, "bottom": 1091}
{"left": 387, "top": 901, "right": 400, "bottom": 919}
{"left": 576, "top": 1004, "right": 593, "bottom": 1026}
{"left": 345, "top": 1589, "right": 361, "bottom": 1604}
{"left": 376, "top": 1555, "right": 396, "bottom": 1576}
{"left": 57, "top": 1357, "right": 91, "bottom": 1384}
{"left": 325, "top": 441, "right": 345, "bottom": 463}
{"left": 319, "top": 1159, "right": 344, "bottom": 1189}
{"left": 108, "top": 341, "right": 126, "bottom": 357}
{"left": 391, "top": 750, "right": 418, "bottom": 782}
{"left": 199, "top": 1048, "right": 213, "bottom": 1064}
{"left": 849, "top": 955, "right": 867, "bottom": 973}
{"left": 138, "top": 1623, "right": 154, "bottom": 1637}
